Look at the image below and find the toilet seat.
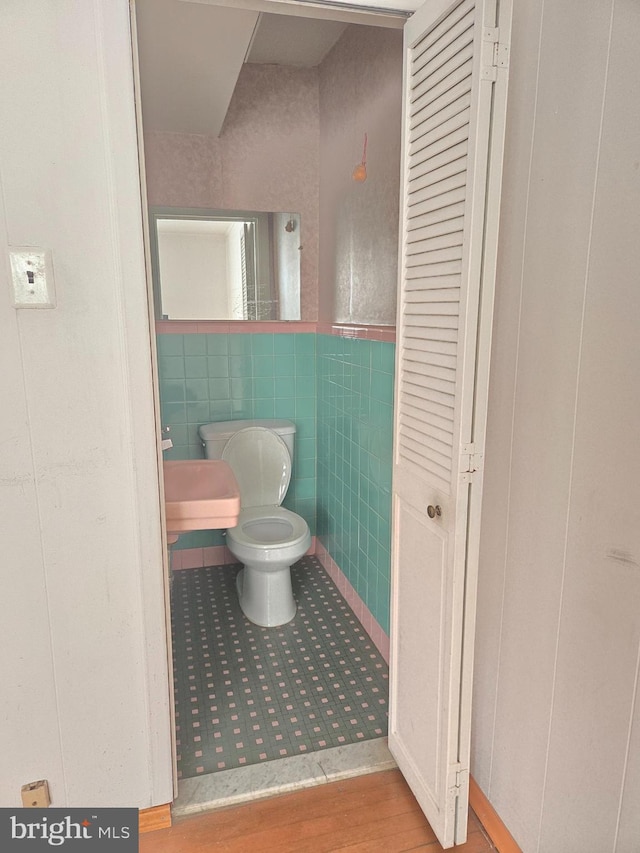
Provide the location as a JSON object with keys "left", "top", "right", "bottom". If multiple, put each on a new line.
{"left": 228, "top": 506, "right": 309, "bottom": 550}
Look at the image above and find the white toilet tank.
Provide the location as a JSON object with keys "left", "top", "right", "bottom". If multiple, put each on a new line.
{"left": 198, "top": 419, "right": 296, "bottom": 461}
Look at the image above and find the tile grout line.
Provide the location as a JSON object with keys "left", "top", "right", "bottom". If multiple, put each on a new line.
{"left": 171, "top": 556, "right": 390, "bottom": 780}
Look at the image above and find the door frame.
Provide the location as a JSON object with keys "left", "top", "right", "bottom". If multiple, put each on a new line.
{"left": 129, "top": 0, "right": 179, "bottom": 800}
{"left": 128, "top": 0, "right": 419, "bottom": 801}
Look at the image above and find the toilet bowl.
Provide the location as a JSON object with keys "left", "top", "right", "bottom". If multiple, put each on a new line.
{"left": 229, "top": 505, "right": 310, "bottom": 627}
{"left": 199, "top": 421, "right": 311, "bottom": 627}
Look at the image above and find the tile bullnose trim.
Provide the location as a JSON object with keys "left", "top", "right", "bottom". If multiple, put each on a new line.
{"left": 172, "top": 539, "right": 317, "bottom": 570}
{"left": 156, "top": 320, "right": 396, "bottom": 342}
{"left": 156, "top": 320, "right": 317, "bottom": 334}
{"left": 315, "top": 540, "right": 389, "bottom": 663}
{"left": 316, "top": 322, "right": 396, "bottom": 343}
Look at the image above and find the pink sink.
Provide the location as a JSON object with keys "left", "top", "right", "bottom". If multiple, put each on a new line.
{"left": 163, "top": 459, "right": 240, "bottom": 533}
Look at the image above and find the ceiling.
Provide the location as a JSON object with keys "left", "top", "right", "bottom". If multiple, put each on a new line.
{"left": 135, "top": 0, "right": 350, "bottom": 137}
{"left": 246, "top": 13, "right": 348, "bottom": 66}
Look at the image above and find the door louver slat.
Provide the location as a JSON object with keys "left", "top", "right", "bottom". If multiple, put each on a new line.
{"left": 408, "top": 172, "right": 467, "bottom": 208}
{"left": 406, "top": 243, "right": 463, "bottom": 265}
{"left": 409, "top": 104, "right": 471, "bottom": 158}
{"left": 411, "top": 97, "right": 472, "bottom": 151}
{"left": 405, "top": 315, "right": 459, "bottom": 331}
{"left": 407, "top": 216, "right": 465, "bottom": 243}
{"left": 406, "top": 235, "right": 462, "bottom": 258}
{"left": 408, "top": 157, "right": 468, "bottom": 199}
{"left": 411, "top": 46, "right": 474, "bottom": 107}
{"left": 407, "top": 203, "right": 466, "bottom": 232}
{"left": 402, "top": 392, "right": 456, "bottom": 425}
{"left": 411, "top": 0, "right": 474, "bottom": 64}
{"left": 402, "top": 417, "right": 453, "bottom": 449}
{"left": 411, "top": 11, "right": 474, "bottom": 77}
{"left": 397, "top": 442, "right": 451, "bottom": 491}
{"left": 400, "top": 425, "right": 452, "bottom": 470}
{"left": 403, "top": 367, "right": 455, "bottom": 394}
{"left": 407, "top": 189, "right": 466, "bottom": 222}
{"left": 409, "top": 141, "right": 468, "bottom": 187}
{"left": 404, "top": 359, "right": 456, "bottom": 385}
{"left": 404, "top": 327, "right": 458, "bottom": 344}
{"left": 405, "top": 288, "right": 462, "bottom": 306}
{"left": 409, "top": 126, "right": 469, "bottom": 173}
{"left": 405, "top": 284, "right": 459, "bottom": 299}
{"left": 398, "top": 0, "right": 475, "bottom": 481}
{"left": 403, "top": 337, "right": 458, "bottom": 357}
{"left": 406, "top": 261, "right": 463, "bottom": 280}
{"left": 411, "top": 59, "right": 473, "bottom": 120}
{"left": 402, "top": 420, "right": 454, "bottom": 454}
{"left": 411, "top": 77, "right": 472, "bottom": 132}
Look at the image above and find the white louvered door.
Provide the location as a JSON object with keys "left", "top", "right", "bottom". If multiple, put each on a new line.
{"left": 389, "top": 0, "right": 510, "bottom": 847}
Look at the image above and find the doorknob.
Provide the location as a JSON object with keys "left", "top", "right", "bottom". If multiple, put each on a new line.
{"left": 427, "top": 505, "right": 442, "bottom": 519}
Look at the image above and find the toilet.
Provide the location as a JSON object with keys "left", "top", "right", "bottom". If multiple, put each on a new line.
{"left": 198, "top": 419, "right": 311, "bottom": 627}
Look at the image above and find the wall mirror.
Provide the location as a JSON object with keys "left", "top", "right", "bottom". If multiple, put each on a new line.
{"left": 150, "top": 207, "right": 302, "bottom": 321}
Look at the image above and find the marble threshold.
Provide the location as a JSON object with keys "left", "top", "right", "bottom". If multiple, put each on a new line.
{"left": 172, "top": 737, "right": 397, "bottom": 818}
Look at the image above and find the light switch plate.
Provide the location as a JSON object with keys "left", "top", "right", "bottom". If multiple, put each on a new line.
{"left": 9, "top": 248, "right": 56, "bottom": 308}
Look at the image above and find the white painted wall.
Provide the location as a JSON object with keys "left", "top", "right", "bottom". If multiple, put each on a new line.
{"left": 472, "top": 0, "right": 640, "bottom": 850}
{"left": 0, "top": 0, "right": 173, "bottom": 808}
{"left": 158, "top": 231, "right": 230, "bottom": 319}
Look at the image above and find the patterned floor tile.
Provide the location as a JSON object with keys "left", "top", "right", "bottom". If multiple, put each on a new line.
{"left": 171, "top": 556, "right": 389, "bottom": 779}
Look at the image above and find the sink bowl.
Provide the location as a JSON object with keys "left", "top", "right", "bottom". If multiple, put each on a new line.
{"left": 163, "top": 459, "right": 241, "bottom": 533}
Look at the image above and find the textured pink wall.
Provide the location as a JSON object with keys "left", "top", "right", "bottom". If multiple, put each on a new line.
{"left": 318, "top": 26, "right": 403, "bottom": 325}
{"left": 144, "top": 30, "right": 402, "bottom": 327}
{"left": 144, "top": 64, "right": 319, "bottom": 321}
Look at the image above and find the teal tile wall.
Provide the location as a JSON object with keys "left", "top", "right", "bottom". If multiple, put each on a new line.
{"left": 156, "top": 329, "right": 395, "bottom": 637}
{"left": 157, "top": 333, "right": 316, "bottom": 550}
{"left": 316, "top": 335, "right": 395, "bottom": 633}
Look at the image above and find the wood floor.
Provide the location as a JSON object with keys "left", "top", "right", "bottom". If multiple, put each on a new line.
{"left": 141, "top": 769, "right": 496, "bottom": 852}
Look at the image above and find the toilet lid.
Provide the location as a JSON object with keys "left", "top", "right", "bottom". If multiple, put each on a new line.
{"left": 221, "top": 427, "right": 291, "bottom": 508}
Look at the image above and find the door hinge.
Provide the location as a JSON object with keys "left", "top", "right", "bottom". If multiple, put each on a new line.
{"left": 482, "top": 27, "right": 510, "bottom": 82}
{"left": 459, "top": 443, "right": 484, "bottom": 484}
{"left": 447, "top": 763, "right": 469, "bottom": 797}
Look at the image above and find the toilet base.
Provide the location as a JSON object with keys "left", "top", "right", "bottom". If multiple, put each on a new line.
{"left": 236, "top": 565, "right": 297, "bottom": 627}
